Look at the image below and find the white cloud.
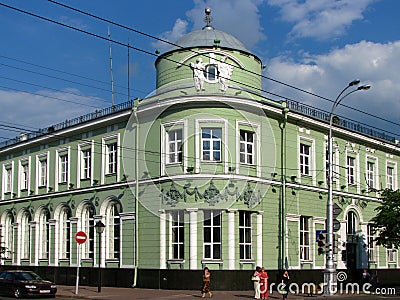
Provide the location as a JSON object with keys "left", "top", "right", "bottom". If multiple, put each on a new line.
{"left": 151, "top": 18, "right": 189, "bottom": 52}
{"left": 0, "top": 89, "right": 101, "bottom": 140}
{"left": 265, "top": 40, "right": 400, "bottom": 134}
{"left": 267, "top": 0, "right": 376, "bottom": 40}
{"left": 154, "top": 0, "right": 265, "bottom": 51}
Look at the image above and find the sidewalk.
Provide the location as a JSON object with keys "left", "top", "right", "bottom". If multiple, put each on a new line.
{"left": 56, "top": 285, "right": 383, "bottom": 300}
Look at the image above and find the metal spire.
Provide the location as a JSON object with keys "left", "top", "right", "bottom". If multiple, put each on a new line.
{"left": 203, "top": 8, "right": 213, "bottom": 29}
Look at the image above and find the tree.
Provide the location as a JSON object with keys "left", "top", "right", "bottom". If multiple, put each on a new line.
{"left": 370, "top": 189, "right": 400, "bottom": 249}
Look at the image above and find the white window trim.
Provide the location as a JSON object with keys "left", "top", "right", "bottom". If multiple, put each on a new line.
{"left": 386, "top": 160, "right": 398, "bottom": 190}
{"left": 345, "top": 150, "right": 360, "bottom": 193}
{"left": 203, "top": 210, "right": 222, "bottom": 260}
{"left": 299, "top": 216, "right": 312, "bottom": 262}
{"left": 298, "top": 136, "right": 316, "bottom": 185}
{"left": 161, "top": 120, "right": 187, "bottom": 176}
{"left": 101, "top": 134, "right": 120, "bottom": 184}
{"left": 365, "top": 155, "right": 378, "bottom": 191}
{"left": 77, "top": 141, "right": 94, "bottom": 188}
{"left": 55, "top": 147, "right": 70, "bottom": 191}
{"left": 18, "top": 158, "right": 31, "bottom": 196}
{"left": 195, "top": 119, "right": 228, "bottom": 173}
{"left": 2, "top": 162, "right": 13, "bottom": 199}
{"left": 36, "top": 152, "right": 49, "bottom": 192}
{"left": 387, "top": 248, "right": 397, "bottom": 266}
{"left": 238, "top": 211, "right": 252, "bottom": 260}
{"left": 235, "top": 121, "right": 260, "bottom": 177}
{"left": 168, "top": 211, "right": 185, "bottom": 260}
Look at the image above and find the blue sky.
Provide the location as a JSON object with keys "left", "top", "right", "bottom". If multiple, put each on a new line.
{"left": 0, "top": 0, "right": 399, "bottom": 140}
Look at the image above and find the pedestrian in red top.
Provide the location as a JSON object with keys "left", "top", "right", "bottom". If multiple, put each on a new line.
{"left": 259, "top": 267, "right": 269, "bottom": 299}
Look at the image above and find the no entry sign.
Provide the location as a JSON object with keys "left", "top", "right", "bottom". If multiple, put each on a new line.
{"left": 75, "top": 231, "right": 87, "bottom": 244}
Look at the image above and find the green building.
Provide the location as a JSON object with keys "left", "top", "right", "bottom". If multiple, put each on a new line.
{"left": 0, "top": 9, "right": 398, "bottom": 290}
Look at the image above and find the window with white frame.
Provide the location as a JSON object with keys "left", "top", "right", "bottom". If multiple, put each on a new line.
{"left": 106, "top": 202, "right": 121, "bottom": 260}
{"left": 81, "top": 205, "right": 95, "bottom": 259}
{"left": 367, "top": 224, "right": 376, "bottom": 262}
{"left": 3, "top": 164, "right": 12, "bottom": 193}
{"left": 204, "top": 64, "right": 218, "bottom": 82}
{"left": 366, "top": 160, "right": 376, "bottom": 189}
{"left": 347, "top": 156, "right": 356, "bottom": 185}
{"left": 167, "top": 129, "right": 183, "bottom": 164}
{"left": 386, "top": 165, "right": 395, "bottom": 190}
{"left": 240, "top": 130, "right": 254, "bottom": 165}
{"left": 300, "top": 216, "right": 311, "bottom": 261}
{"left": 300, "top": 143, "right": 311, "bottom": 176}
{"left": 20, "top": 161, "right": 29, "bottom": 190}
{"left": 202, "top": 128, "right": 222, "bottom": 161}
{"left": 81, "top": 148, "right": 92, "bottom": 180}
{"left": 106, "top": 142, "right": 118, "bottom": 174}
{"left": 20, "top": 210, "right": 31, "bottom": 260}
{"left": 59, "top": 153, "right": 68, "bottom": 183}
{"left": 39, "top": 209, "right": 50, "bottom": 259}
{"left": 239, "top": 211, "right": 252, "bottom": 260}
{"left": 171, "top": 211, "right": 184, "bottom": 259}
{"left": 387, "top": 248, "right": 397, "bottom": 264}
{"left": 59, "top": 206, "right": 71, "bottom": 259}
{"left": 203, "top": 210, "right": 221, "bottom": 259}
{"left": 346, "top": 211, "right": 358, "bottom": 240}
{"left": 4, "top": 213, "right": 14, "bottom": 259}
{"left": 38, "top": 159, "right": 47, "bottom": 187}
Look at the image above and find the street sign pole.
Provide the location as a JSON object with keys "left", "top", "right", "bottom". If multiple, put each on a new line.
{"left": 75, "top": 231, "right": 88, "bottom": 295}
{"left": 75, "top": 243, "right": 80, "bottom": 295}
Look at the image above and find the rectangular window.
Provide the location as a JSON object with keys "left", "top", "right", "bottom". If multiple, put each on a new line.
{"left": 5, "top": 166, "right": 12, "bottom": 193}
{"left": 239, "top": 211, "right": 252, "bottom": 260}
{"left": 387, "top": 248, "right": 396, "bottom": 263}
{"left": 347, "top": 156, "right": 356, "bottom": 185}
{"left": 300, "top": 143, "right": 311, "bottom": 176}
{"left": 240, "top": 130, "right": 254, "bottom": 165}
{"left": 300, "top": 216, "right": 311, "bottom": 261}
{"left": 59, "top": 154, "right": 68, "bottom": 183}
{"left": 203, "top": 210, "right": 221, "bottom": 259}
{"left": 387, "top": 166, "right": 394, "bottom": 190}
{"left": 171, "top": 211, "right": 184, "bottom": 259}
{"left": 167, "top": 129, "right": 183, "bottom": 164}
{"left": 39, "top": 160, "right": 47, "bottom": 187}
{"left": 202, "top": 128, "right": 222, "bottom": 162}
{"left": 20, "top": 163, "right": 29, "bottom": 190}
{"left": 367, "top": 224, "right": 376, "bottom": 262}
{"left": 106, "top": 143, "right": 118, "bottom": 174}
{"left": 81, "top": 149, "right": 91, "bottom": 180}
{"left": 367, "top": 161, "right": 375, "bottom": 189}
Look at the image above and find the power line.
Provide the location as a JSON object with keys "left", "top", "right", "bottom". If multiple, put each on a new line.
{"left": 44, "top": 0, "right": 400, "bottom": 129}
{"left": 0, "top": 2, "right": 399, "bottom": 140}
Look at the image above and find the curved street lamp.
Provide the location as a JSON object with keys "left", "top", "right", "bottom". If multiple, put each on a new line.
{"left": 325, "top": 80, "right": 371, "bottom": 294}
{"left": 95, "top": 220, "right": 105, "bottom": 293}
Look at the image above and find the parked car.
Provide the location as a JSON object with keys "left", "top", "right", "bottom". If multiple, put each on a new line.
{"left": 0, "top": 270, "right": 57, "bottom": 298}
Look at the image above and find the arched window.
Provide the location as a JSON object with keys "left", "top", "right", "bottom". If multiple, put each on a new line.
{"left": 59, "top": 206, "right": 72, "bottom": 260}
{"left": 81, "top": 204, "right": 95, "bottom": 259}
{"left": 203, "top": 64, "right": 218, "bottom": 82}
{"left": 106, "top": 202, "right": 121, "bottom": 260}
{"left": 346, "top": 211, "right": 358, "bottom": 238}
{"left": 20, "top": 210, "right": 32, "bottom": 260}
{"left": 39, "top": 208, "right": 50, "bottom": 259}
{"left": 4, "top": 213, "right": 14, "bottom": 259}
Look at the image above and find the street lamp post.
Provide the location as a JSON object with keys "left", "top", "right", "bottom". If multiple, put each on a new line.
{"left": 325, "top": 80, "right": 371, "bottom": 294}
{"left": 95, "top": 220, "right": 105, "bottom": 293}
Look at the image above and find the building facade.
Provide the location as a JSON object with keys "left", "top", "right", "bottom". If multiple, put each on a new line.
{"left": 0, "top": 9, "right": 399, "bottom": 290}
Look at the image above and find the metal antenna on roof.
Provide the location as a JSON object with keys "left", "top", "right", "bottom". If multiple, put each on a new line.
{"left": 203, "top": 7, "right": 213, "bottom": 29}
{"left": 108, "top": 27, "right": 115, "bottom": 108}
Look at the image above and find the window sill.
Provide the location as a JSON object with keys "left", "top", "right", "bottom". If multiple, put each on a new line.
{"left": 300, "top": 260, "right": 313, "bottom": 264}
{"left": 105, "top": 173, "right": 117, "bottom": 177}
{"left": 167, "top": 259, "right": 185, "bottom": 269}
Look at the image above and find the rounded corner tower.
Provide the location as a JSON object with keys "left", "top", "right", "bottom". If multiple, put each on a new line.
{"left": 154, "top": 8, "right": 263, "bottom": 97}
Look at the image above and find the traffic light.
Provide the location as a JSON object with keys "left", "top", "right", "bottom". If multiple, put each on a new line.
{"left": 317, "top": 233, "right": 326, "bottom": 255}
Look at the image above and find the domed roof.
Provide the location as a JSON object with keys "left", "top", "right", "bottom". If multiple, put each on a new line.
{"left": 164, "top": 8, "right": 249, "bottom": 54}
{"left": 169, "top": 27, "right": 249, "bottom": 53}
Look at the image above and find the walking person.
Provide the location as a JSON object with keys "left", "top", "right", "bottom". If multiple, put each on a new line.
{"left": 280, "top": 270, "right": 290, "bottom": 299}
{"left": 201, "top": 267, "right": 212, "bottom": 298}
{"left": 259, "top": 267, "right": 269, "bottom": 299}
{"left": 252, "top": 266, "right": 261, "bottom": 299}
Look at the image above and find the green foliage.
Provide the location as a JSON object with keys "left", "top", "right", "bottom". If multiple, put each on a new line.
{"left": 370, "top": 189, "right": 400, "bottom": 249}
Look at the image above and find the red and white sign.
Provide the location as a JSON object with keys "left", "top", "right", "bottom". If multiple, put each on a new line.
{"left": 75, "top": 231, "right": 87, "bottom": 244}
